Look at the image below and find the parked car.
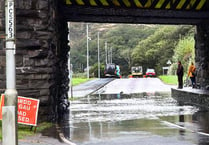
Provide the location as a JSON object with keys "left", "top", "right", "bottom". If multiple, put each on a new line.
{"left": 145, "top": 69, "right": 156, "bottom": 77}
{"left": 104, "top": 63, "right": 120, "bottom": 78}
{"left": 131, "top": 66, "right": 143, "bottom": 78}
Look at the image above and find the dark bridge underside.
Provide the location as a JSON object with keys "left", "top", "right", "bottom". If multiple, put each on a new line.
{"left": 62, "top": 6, "right": 209, "bottom": 24}
{"left": 61, "top": 0, "right": 209, "bottom": 24}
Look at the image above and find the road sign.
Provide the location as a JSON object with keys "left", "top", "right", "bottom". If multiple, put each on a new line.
{"left": 0, "top": 94, "right": 40, "bottom": 126}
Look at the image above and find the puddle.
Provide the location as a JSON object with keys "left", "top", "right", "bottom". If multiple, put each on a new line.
{"left": 65, "top": 92, "right": 209, "bottom": 145}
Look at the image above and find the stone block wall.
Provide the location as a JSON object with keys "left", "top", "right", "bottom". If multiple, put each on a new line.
{"left": 0, "top": 0, "right": 70, "bottom": 122}
{"left": 195, "top": 25, "right": 209, "bottom": 89}
{"left": 172, "top": 88, "right": 209, "bottom": 110}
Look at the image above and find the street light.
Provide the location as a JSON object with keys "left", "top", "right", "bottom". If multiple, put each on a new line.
{"left": 97, "top": 32, "right": 100, "bottom": 78}
{"left": 86, "top": 23, "right": 89, "bottom": 79}
{"left": 105, "top": 41, "right": 107, "bottom": 65}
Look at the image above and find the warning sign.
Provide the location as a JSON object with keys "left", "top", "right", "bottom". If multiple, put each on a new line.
{"left": 18, "top": 96, "right": 40, "bottom": 126}
{"left": 0, "top": 94, "right": 4, "bottom": 120}
{"left": 0, "top": 94, "right": 40, "bottom": 126}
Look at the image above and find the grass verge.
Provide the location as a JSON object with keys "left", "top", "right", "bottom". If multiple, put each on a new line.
{"left": 0, "top": 121, "right": 53, "bottom": 140}
{"left": 72, "top": 78, "right": 94, "bottom": 86}
{"left": 158, "top": 75, "right": 178, "bottom": 85}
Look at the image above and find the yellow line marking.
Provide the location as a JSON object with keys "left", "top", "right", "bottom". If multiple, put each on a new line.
{"left": 113, "top": 0, "right": 121, "bottom": 6}
{"left": 166, "top": 2, "right": 170, "bottom": 9}
{"left": 155, "top": 0, "right": 165, "bottom": 9}
{"left": 66, "top": 0, "right": 72, "bottom": 4}
{"left": 100, "top": 0, "right": 109, "bottom": 6}
{"left": 186, "top": 0, "right": 196, "bottom": 9}
{"left": 196, "top": 0, "right": 206, "bottom": 10}
{"left": 134, "top": 0, "right": 143, "bottom": 8}
{"left": 90, "top": 0, "right": 98, "bottom": 6}
{"left": 123, "top": 0, "right": 131, "bottom": 7}
{"left": 144, "top": 0, "right": 152, "bottom": 8}
{"left": 75, "top": 0, "right": 85, "bottom": 5}
{"left": 176, "top": 0, "right": 186, "bottom": 9}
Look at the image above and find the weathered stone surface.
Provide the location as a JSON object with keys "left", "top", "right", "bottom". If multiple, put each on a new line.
{"left": 16, "top": 10, "right": 48, "bottom": 19}
{"left": 29, "top": 80, "right": 52, "bottom": 89}
{"left": 16, "top": 80, "right": 29, "bottom": 89}
{"left": 16, "top": 55, "right": 23, "bottom": 67}
{"left": 195, "top": 25, "right": 209, "bottom": 89}
{"left": 0, "top": 80, "right": 6, "bottom": 88}
{"left": 16, "top": 66, "right": 53, "bottom": 74}
{"left": 0, "top": 0, "right": 70, "bottom": 123}
{"left": 40, "top": 89, "right": 50, "bottom": 96}
{"left": 34, "top": 58, "right": 54, "bottom": 67}
{"left": 172, "top": 88, "right": 209, "bottom": 110}
{"left": 18, "top": 89, "right": 40, "bottom": 98}
{"left": 16, "top": 31, "right": 32, "bottom": 39}
{"left": 28, "top": 49, "right": 48, "bottom": 58}
{"left": 0, "top": 56, "right": 6, "bottom": 66}
{"left": 16, "top": 39, "right": 42, "bottom": 49}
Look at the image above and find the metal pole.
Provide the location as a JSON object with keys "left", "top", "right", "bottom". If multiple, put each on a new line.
{"left": 110, "top": 47, "right": 112, "bottom": 64}
{"left": 97, "top": 32, "right": 100, "bottom": 79}
{"left": 86, "top": 24, "right": 89, "bottom": 79}
{"left": 3, "top": 0, "right": 18, "bottom": 145}
{"left": 105, "top": 41, "right": 107, "bottom": 65}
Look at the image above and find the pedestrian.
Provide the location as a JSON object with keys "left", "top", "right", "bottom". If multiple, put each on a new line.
{"left": 177, "top": 61, "right": 184, "bottom": 89}
{"left": 187, "top": 62, "right": 196, "bottom": 88}
{"left": 115, "top": 65, "right": 120, "bottom": 78}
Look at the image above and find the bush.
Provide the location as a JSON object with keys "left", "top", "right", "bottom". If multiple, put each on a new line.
{"left": 90, "top": 63, "right": 105, "bottom": 78}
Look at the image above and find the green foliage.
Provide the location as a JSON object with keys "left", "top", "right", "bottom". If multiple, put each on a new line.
{"left": 70, "top": 23, "right": 195, "bottom": 76}
{"left": 170, "top": 36, "right": 195, "bottom": 75}
{"left": 90, "top": 63, "right": 105, "bottom": 78}
{"left": 132, "top": 25, "right": 194, "bottom": 75}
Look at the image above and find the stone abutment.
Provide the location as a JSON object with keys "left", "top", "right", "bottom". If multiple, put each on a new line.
{"left": 0, "top": 0, "right": 69, "bottom": 122}
{"left": 195, "top": 24, "right": 209, "bottom": 89}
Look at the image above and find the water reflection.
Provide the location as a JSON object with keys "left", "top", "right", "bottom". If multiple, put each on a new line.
{"left": 67, "top": 92, "right": 209, "bottom": 145}
{"left": 179, "top": 108, "right": 185, "bottom": 136}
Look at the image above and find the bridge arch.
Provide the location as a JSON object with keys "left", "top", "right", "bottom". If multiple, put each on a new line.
{"left": 0, "top": 0, "right": 209, "bottom": 121}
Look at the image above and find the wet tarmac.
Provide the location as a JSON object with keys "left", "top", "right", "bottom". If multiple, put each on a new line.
{"left": 67, "top": 78, "right": 209, "bottom": 145}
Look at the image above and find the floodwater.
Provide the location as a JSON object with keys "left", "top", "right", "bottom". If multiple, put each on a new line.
{"left": 68, "top": 92, "right": 209, "bottom": 145}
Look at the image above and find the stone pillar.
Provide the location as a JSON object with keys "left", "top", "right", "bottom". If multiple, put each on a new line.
{"left": 0, "top": 0, "right": 70, "bottom": 122}
{"left": 195, "top": 24, "right": 209, "bottom": 89}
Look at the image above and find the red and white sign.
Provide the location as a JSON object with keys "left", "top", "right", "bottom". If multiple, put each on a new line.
{"left": 0, "top": 94, "right": 40, "bottom": 126}
{"left": 18, "top": 96, "right": 40, "bottom": 126}
{"left": 0, "top": 94, "right": 4, "bottom": 120}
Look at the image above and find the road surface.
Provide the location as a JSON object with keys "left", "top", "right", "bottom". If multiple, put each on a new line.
{"left": 68, "top": 78, "right": 209, "bottom": 145}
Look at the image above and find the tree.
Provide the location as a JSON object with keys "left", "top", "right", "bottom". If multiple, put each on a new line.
{"left": 170, "top": 36, "right": 195, "bottom": 75}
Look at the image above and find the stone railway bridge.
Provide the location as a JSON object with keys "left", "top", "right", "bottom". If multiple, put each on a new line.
{"left": 0, "top": 0, "right": 209, "bottom": 121}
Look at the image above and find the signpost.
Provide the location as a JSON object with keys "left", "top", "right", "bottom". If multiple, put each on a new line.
{"left": 4, "top": 1, "right": 17, "bottom": 144}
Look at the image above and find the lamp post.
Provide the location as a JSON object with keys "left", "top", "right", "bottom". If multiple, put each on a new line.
{"left": 110, "top": 46, "right": 112, "bottom": 64}
{"left": 3, "top": 0, "right": 18, "bottom": 145}
{"left": 86, "top": 24, "right": 89, "bottom": 79}
{"left": 105, "top": 41, "right": 107, "bottom": 65}
{"left": 97, "top": 32, "right": 100, "bottom": 78}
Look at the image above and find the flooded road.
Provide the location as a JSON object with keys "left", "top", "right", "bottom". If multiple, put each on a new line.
{"left": 69, "top": 78, "right": 209, "bottom": 145}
